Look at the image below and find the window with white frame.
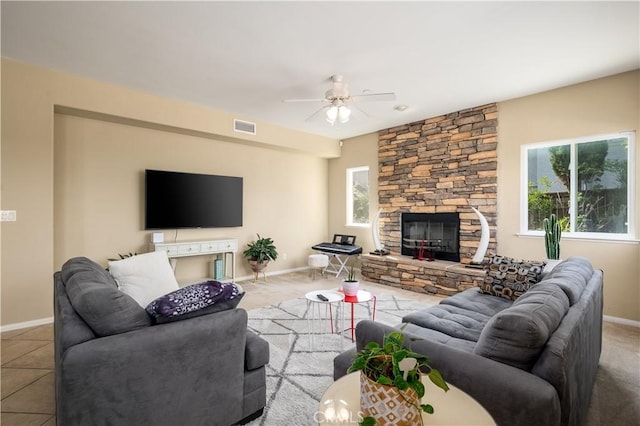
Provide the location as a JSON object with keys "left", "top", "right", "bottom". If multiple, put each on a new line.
{"left": 522, "top": 132, "right": 635, "bottom": 239}
{"left": 346, "top": 166, "right": 370, "bottom": 226}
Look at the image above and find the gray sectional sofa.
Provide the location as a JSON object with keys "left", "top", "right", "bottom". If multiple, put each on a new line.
{"left": 334, "top": 256, "right": 603, "bottom": 426}
{"left": 54, "top": 257, "right": 269, "bottom": 426}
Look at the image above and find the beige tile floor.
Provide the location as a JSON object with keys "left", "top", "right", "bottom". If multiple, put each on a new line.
{"left": 2, "top": 270, "right": 638, "bottom": 425}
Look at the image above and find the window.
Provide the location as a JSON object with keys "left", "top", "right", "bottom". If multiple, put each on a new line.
{"left": 522, "top": 132, "right": 635, "bottom": 239}
{"left": 346, "top": 166, "right": 370, "bottom": 226}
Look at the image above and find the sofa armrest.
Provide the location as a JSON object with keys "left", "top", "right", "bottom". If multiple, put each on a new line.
{"left": 245, "top": 330, "right": 269, "bottom": 370}
{"left": 59, "top": 308, "right": 249, "bottom": 426}
{"left": 355, "top": 320, "right": 561, "bottom": 426}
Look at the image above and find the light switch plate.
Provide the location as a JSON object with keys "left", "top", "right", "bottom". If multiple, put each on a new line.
{"left": 1, "top": 210, "right": 17, "bottom": 222}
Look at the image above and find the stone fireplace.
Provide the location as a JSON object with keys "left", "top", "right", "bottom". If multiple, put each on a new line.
{"left": 401, "top": 213, "right": 460, "bottom": 262}
{"left": 361, "top": 103, "right": 498, "bottom": 296}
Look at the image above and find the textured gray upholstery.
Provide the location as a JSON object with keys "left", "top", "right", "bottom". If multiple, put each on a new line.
{"left": 474, "top": 282, "right": 570, "bottom": 370}
{"left": 54, "top": 257, "right": 269, "bottom": 426}
{"left": 334, "top": 256, "right": 602, "bottom": 426}
{"left": 62, "top": 257, "right": 151, "bottom": 336}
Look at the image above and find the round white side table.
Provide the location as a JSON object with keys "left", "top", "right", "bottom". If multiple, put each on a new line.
{"left": 317, "top": 372, "right": 496, "bottom": 425}
{"left": 305, "top": 290, "right": 344, "bottom": 350}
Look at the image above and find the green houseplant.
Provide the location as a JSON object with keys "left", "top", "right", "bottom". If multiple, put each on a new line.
{"left": 543, "top": 214, "right": 562, "bottom": 260}
{"left": 243, "top": 234, "right": 278, "bottom": 282}
{"left": 348, "top": 330, "right": 449, "bottom": 425}
{"left": 342, "top": 265, "right": 360, "bottom": 296}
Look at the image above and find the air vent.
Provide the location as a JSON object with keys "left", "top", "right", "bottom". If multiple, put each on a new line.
{"left": 233, "top": 119, "right": 256, "bottom": 135}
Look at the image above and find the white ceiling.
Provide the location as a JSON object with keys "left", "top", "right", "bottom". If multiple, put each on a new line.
{"left": 2, "top": 1, "right": 638, "bottom": 140}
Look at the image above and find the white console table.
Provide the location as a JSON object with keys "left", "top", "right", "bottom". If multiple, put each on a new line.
{"left": 151, "top": 239, "right": 237, "bottom": 283}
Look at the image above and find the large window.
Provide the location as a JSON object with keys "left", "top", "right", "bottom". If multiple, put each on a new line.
{"left": 346, "top": 166, "right": 370, "bottom": 226}
{"left": 522, "top": 132, "right": 635, "bottom": 239}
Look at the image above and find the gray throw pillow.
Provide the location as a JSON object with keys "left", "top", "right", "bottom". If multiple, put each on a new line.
{"left": 62, "top": 257, "right": 151, "bottom": 336}
{"left": 474, "top": 282, "right": 570, "bottom": 371}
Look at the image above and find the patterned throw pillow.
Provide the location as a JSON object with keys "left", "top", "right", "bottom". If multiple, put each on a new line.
{"left": 146, "top": 280, "right": 244, "bottom": 324}
{"left": 480, "top": 254, "right": 546, "bottom": 300}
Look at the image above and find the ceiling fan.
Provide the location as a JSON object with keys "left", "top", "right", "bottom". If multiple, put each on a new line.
{"left": 283, "top": 75, "right": 396, "bottom": 125}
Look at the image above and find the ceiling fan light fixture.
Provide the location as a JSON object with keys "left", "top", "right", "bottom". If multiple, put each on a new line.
{"left": 326, "top": 105, "right": 339, "bottom": 125}
{"left": 338, "top": 105, "right": 351, "bottom": 123}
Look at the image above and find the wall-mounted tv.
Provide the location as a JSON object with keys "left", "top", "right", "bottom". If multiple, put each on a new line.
{"left": 145, "top": 169, "right": 243, "bottom": 230}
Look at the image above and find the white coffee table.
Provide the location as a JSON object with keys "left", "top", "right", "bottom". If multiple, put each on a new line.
{"left": 305, "top": 290, "right": 344, "bottom": 350}
{"left": 317, "top": 372, "right": 495, "bottom": 425}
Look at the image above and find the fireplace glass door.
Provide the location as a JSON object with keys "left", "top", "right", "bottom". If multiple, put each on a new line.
{"left": 401, "top": 213, "right": 460, "bottom": 262}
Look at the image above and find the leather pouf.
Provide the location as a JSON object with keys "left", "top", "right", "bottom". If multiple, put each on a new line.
{"left": 359, "top": 372, "right": 422, "bottom": 426}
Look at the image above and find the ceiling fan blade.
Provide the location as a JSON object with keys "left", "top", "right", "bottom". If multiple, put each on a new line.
{"left": 350, "top": 103, "right": 370, "bottom": 118}
{"left": 304, "top": 105, "right": 329, "bottom": 122}
{"left": 351, "top": 92, "right": 396, "bottom": 102}
{"left": 283, "top": 98, "right": 327, "bottom": 103}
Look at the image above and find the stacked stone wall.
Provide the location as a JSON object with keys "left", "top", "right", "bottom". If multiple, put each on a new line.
{"left": 363, "top": 103, "right": 498, "bottom": 295}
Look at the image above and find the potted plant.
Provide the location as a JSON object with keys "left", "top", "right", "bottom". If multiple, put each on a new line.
{"left": 342, "top": 265, "right": 360, "bottom": 296}
{"left": 243, "top": 234, "right": 278, "bottom": 282}
{"left": 348, "top": 330, "right": 449, "bottom": 425}
{"left": 543, "top": 214, "right": 562, "bottom": 272}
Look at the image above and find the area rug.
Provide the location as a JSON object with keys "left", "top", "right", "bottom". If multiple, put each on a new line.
{"left": 243, "top": 294, "right": 432, "bottom": 426}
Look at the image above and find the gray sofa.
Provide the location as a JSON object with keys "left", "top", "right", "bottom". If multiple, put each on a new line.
{"left": 334, "top": 256, "right": 603, "bottom": 426}
{"left": 54, "top": 257, "right": 269, "bottom": 426}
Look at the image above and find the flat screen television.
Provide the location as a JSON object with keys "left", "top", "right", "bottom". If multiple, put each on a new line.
{"left": 145, "top": 169, "right": 243, "bottom": 229}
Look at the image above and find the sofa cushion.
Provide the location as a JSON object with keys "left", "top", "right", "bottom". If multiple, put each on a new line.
{"left": 400, "top": 322, "right": 477, "bottom": 353}
{"left": 108, "top": 251, "right": 180, "bottom": 307}
{"left": 474, "top": 282, "right": 570, "bottom": 371}
{"left": 403, "top": 304, "right": 490, "bottom": 342}
{"left": 146, "top": 280, "right": 244, "bottom": 324}
{"left": 62, "top": 257, "right": 152, "bottom": 336}
{"left": 440, "top": 287, "right": 513, "bottom": 317}
{"left": 540, "top": 256, "right": 593, "bottom": 305}
{"left": 480, "top": 254, "right": 546, "bottom": 300}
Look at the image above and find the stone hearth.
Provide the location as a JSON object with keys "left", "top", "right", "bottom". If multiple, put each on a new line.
{"left": 362, "top": 254, "right": 485, "bottom": 296}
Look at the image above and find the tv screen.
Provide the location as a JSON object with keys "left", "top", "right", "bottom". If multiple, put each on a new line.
{"left": 145, "top": 169, "right": 243, "bottom": 229}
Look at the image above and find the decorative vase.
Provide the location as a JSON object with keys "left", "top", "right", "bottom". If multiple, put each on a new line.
{"left": 342, "top": 280, "right": 359, "bottom": 296}
{"left": 359, "top": 372, "right": 422, "bottom": 426}
{"left": 248, "top": 259, "right": 269, "bottom": 282}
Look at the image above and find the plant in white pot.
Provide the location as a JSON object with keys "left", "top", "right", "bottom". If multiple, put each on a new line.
{"left": 342, "top": 265, "right": 360, "bottom": 296}
{"left": 543, "top": 214, "right": 562, "bottom": 272}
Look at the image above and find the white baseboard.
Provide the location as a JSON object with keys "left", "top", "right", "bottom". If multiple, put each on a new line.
{"left": 603, "top": 315, "right": 640, "bottom": 328}
{"left": 1, "top": 316, "right": 54, "bottom": 333}
{"left": 236, "top": 265, "right": 310, "bottom": 282}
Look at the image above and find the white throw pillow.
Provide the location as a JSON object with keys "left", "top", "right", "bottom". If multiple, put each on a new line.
{"left": 108, "top": 251, "right": 180, "bottom": 308}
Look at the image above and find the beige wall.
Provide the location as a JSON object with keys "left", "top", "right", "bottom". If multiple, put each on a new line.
{"left": 3, "top": 57, "right": 638, "bottom": 326}
{"left": 328, "top": 133, "right": 379, "bottom": 258}
{"left": 498, "top": 70, "right": 640, "bottom": 322}
{"left": 1, "top": 59, "right": 339, "bottom": 327}
{"left": 332, "top": 71, "right": 639, "bottom": 322}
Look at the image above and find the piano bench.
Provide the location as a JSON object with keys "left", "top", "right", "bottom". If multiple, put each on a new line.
{"left": 308, "top": 254, "right": 329, "bottom": 279}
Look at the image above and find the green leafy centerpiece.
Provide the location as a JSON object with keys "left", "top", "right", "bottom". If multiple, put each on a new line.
{"left": 348, "top": 331, "right": 449, "bottom": 425}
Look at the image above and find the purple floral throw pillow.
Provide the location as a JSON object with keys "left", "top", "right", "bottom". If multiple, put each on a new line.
{"left": 145, "top": 280, "right": 244, "bottom": 324}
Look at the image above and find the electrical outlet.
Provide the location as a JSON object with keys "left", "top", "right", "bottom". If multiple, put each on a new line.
{"left": 1, "top": 210, "right": 17, "bottom": 222}
{"left": 282, "top": 253, "right": 288, "bottom": 260}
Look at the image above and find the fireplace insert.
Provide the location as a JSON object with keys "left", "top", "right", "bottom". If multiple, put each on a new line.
{"left": 401, "top": 213, "right": 460, "bottom": 262}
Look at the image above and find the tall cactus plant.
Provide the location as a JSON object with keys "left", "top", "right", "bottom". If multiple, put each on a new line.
{"left": 543, "top": 214, "right": 562, "bottom": 260}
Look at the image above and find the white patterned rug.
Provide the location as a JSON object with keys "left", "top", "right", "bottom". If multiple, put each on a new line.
{"left": 244, "top": 294, "right": 432, "bottom": 426}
